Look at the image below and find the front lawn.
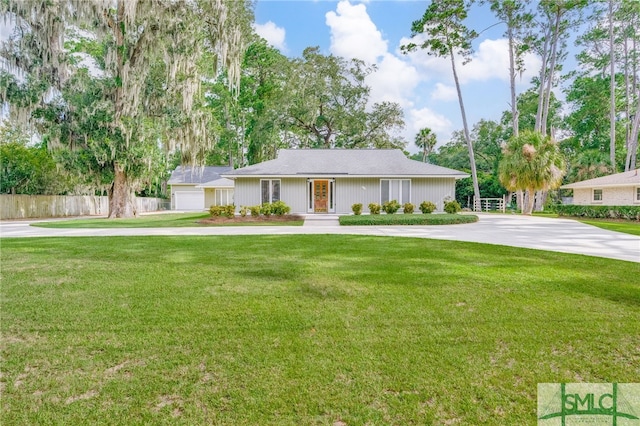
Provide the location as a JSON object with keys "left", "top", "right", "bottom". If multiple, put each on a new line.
{"left": 577, "top": 218, "right": 640, "bottom": 236}
{"left": 339, "top": 213, "right": 478, "bottom": 226}
{"left": 32, "top": 212, "right": 304, "bottom": 228}
{"left": 2, "top": 235, "right": 638, "bottom": 424}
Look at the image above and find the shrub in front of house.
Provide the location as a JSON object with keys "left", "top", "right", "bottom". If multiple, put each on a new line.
{"left": 239, "top": 206, "right": 248, "bottom": 217}
{"left": 210, "top": 205, "right": 236, "bottom": 218}
{"left": 260, "top": 203, "right": 273, "bottom": 217}
{"left": 368, "top": 202, "right": 381, "bottom": 215}
{"left": 209, "top": 205, "right": 223, "bottom": 217}
{"left": 419, "top": 201, "right": 436, "bottom": 214}
{"left": 339, "top": 214, "right": 478, "bottom": 226}
{"left": 444, "top": 200, "right": 462, "bottom": 214}
{"left": 270, "top": 200, "right": 291, "bottom": 216}
{"left": 352, "top": 203, "right": 363, "bottom": 215}
{"left": 250, "top": 205, "right": 261, "bottom": 217}
{"left": 223, "top": 204, "right": 235, "bottom": 218}
{"left": 382, "top": 200, "right": 401, "bottom": 214}
{"left": 403, "top": 202, "right": 414, "bottom": 214}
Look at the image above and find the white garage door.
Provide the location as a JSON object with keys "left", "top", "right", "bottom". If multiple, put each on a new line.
{"left": 174, "top": 191, "right": 205, "bottom": 211}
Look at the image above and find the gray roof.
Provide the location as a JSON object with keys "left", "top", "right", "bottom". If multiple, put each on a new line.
{"left": 561, "top": 168, "right": 640, "bottom": 189}
{"left": 223, "top": 149, "right": 469, "bottom": 178}
{"left": 168, "top": 166, "right": 233, "bottom": 185}
{"left": 196, "top": 178, "right": 234, "bottom": 188}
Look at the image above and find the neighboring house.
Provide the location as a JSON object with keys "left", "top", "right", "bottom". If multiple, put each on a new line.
{"left": 168, "top": 166, "right": 233, "bottom": 210}
{"left": 561, "top": 168, "right": 640, "bottom": 206}
{"left": 222, "top": 149, "right": 469, "bottom": 214}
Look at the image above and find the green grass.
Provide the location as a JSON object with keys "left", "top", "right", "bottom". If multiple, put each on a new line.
{"left": 32, "top": 213, "right": 304, "bottom": 228}
{"left": 2, "top": 235, "right": 639, "bottom": 425}
{"left": 576, "top": 219, "right": 640, "bottom": 236}
{"left": 339, "top": 213, "right": 478, "bottom": 226}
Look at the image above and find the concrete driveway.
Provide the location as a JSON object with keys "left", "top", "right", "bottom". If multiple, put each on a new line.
{"left": 1, "top": 214, "right": 639, "bottom": 263}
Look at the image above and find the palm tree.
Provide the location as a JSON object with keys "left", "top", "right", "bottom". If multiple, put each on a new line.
{"left": 498, "top": 131, "right": 566, "bottom": 215}
{"left": 415, "top": 128, "right": 437, "bottom": 163}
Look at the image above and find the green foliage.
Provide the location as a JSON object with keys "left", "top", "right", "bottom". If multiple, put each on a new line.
{"left": 209, "top": 205, "right": 235, "bottom": 218}
{"left": 339, "top": 214, "right": 478, "bottom": 226}
{"left": 403, "top": 202, "right": 414, "bottom": 214}
{"left": 368, "top": 202, "right": 381, "bottom": 215}
{"left": 444, "top": 200, "right": 462, "bottom": 214}
{"left": 250, "top": 205, "right": 261, "bottom": 217}
{"left": 419, "top": 201, "right": 437, "bottom": 214}
{"left": 0, "top": 126, "right": 74, "bottom": 195}
{"left": 382, "top": 199, "right": 401, "bottom": 214}
{"left": 498, "top": 131, "right": 566, "bottom": 214}
{"left": 260, "top": 203, "right": 272, "bottom": 217}
{"left": 351, "top": 203, "right": 363, "bottom": 215}
{"left": 270, "top": 200, "right": 291, "bottom": 216}
{"left": 239, "top": 206, "right": 248, "bottom": 217}
{"left": 556, "top": 205, "right": 640, "bottom": 221}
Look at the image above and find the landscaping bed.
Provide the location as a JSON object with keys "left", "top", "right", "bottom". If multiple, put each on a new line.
{"left": 198, "top": 214, "right": 305, "bottom": 225}
{"left": 339, "top": 213, "right": 478, "bottom": 226}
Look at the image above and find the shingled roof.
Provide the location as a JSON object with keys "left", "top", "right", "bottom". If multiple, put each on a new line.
{"left": 168, "top": 166, "right": 233, "bottom": 185}
{"left": 561, "top": 168, "right": 640, "bottom": 189}
{"left": 223, "top": 149, "right": 468, "bottom": 178}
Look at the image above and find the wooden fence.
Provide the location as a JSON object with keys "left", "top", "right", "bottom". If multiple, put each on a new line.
{"left": 0, "top": 195, "right": 169, "bottom": 220}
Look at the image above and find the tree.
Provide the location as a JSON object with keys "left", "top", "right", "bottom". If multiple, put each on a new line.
{"left": 0, "top": 124, "right": 73, "bottom": 195}
{"left": 498, "top": 131, "right": 566, "bottom": 215}
{"left": 415, "top": 128, "right": 437, "bottom": 163}
{"left": 402, "top": 0, "right": 481, "bottom": 211}
{"left": 1, "top": 0, "right": 252, "bottom": 217}
{"left": 488, "top": 0, "right": 534, "bottom": 138}
{"left": 533, "top": 0, "right": 587, "bottom": 137}
{"left": 279, "top": 47, "right": 406, "bottom": 150}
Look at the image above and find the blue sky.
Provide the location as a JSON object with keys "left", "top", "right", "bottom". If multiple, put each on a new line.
{"left": 253, "top": 0, "right": 545, "bottom": 152}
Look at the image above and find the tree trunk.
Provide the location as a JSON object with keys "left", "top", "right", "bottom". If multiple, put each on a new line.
{"left": 609, "top": 0, "right": 616, "bottom": 171}
{"left": 524, "top": 188, "right": 536, "bottom": 215}
{"left": 541, "top": 12, "right": 561, "bottom": 137}
{"left": 449, "top": 48, "right": 481, "bottom": 211}
{"left": 534, "top": 27, "right": 551, "bottom": 133}
{"left": 626, "top": 88, "right": 640, "bottom": 171}
{"left": 108, "top": 163, "right": 136, "bottom": 218}
{"left": 508, "top": 25, "right": 519, "bottom": 137}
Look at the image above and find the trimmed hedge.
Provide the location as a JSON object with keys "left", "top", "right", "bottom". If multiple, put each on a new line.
{"left": 556, "top": 205, "right": 640, "bottom": 221}
{"left": 339, "top": 214, "right": 478, "bottom": 226}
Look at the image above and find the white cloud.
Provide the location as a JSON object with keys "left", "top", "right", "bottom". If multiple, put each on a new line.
{"left": 325, "top": 1, "right": 420, "bottom": 109}
{"left": 366, "top": 54, "right": 420, "bottom": 108}
{"left": 431, "top": 83, "right": 457, "bottom": 102}
{"left": 325, "top": 0, "right": 387, "bottom": 64}
{"left": 401, "top": 36, "right": 541, "bottom": 86}
{"left": 405, "top": 107, "right": 454, "bottom": 149}
{"left": 253, "top": 21, "right": 287, "bottom": 53}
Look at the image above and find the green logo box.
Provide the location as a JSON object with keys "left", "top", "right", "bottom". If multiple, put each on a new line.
{"left": 538, "top": 383, "right": 640, "bottom": 425}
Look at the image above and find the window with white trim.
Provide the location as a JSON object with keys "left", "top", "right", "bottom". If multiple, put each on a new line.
{"left": 636, "top": 187, "right": 640, "bottom": 202}
{"left": 593, "top": 189, "right": 603, "bottom": 202}
{"left": 215, "top": 189, "right": 234, "bottom": 206}
{"left": 261, "top": 179, "right": 280, "bottom": 204}
{"left": 381, "top": 179, "right": 410, "bottom": 204}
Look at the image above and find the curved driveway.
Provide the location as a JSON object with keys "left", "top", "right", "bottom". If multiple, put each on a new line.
{"left": 1, "top": 214, "right": 639, "bottom": 263}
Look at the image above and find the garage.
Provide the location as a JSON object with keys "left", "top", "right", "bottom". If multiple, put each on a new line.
{"left": 168, "top": 166, "right": 234, "bottom": 211}
{"left": 173, "top": 190, "right": 205, "bottom": 211}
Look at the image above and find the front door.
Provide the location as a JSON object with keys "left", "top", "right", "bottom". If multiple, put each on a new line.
{"left": 314, "top": 180, "right": 329, "bottom": 213}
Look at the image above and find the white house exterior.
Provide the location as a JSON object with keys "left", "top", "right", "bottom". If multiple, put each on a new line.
{"left": 223, "top": 149, "right": 469, "bottom": 214}
{"left": 561, "top": 169, "right": 640, "bottom": 206}
{"left": 168, "top": 166, "right": 233, "bottom": 210}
